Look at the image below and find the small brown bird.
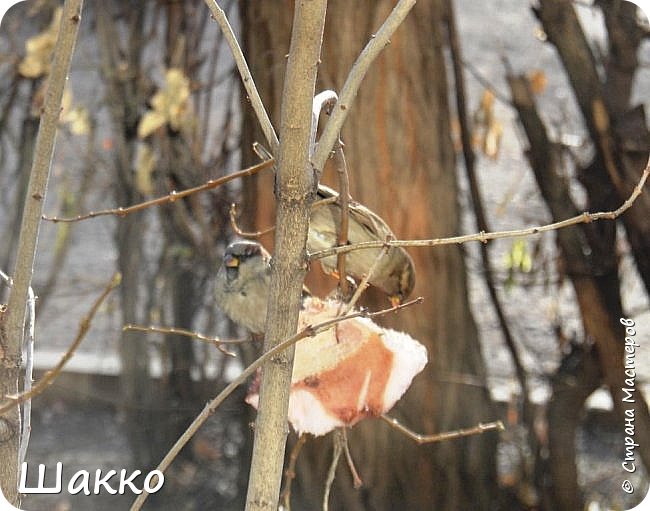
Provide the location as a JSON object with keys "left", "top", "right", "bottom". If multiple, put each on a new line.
{"left": 309, "top": 184, "right": 415, "bottom": 305}
{"left": 251, "top": 142, "right": 415, "bottom": 303}
{"left": 214, "top": 240, "right": 271, "bottom": 335}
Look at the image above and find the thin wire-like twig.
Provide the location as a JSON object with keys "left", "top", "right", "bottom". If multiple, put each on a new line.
{"left": 42, "top": 159, "right": 274, "bottom": 223}
{"left": 323, "top": 430, "right": 344, "bottom": 511}
{"left": 334, "top": 140, "right": 351, "bottom": 299}
{"left": 310, "top": 161, "right": 649, "bottom": 260}
{"left": 122, "top": 324, "right": 248, "bottom": 357}
{"left": 0, "top": 273, "right": 121, "bottom": 414}
{"left": 341, "top": 427, "right": 362, "bottom": 489}
{"left": 0, "top": 269, "right": 33, "bottom": 464}
{"left": 281, "top": 434, "right": 308, "bottom": 511}
{"left": 312, "top": 0, "right": 416, "bottom": 173}
{"left": 19, "top": 286, "right": 35, "bottom": 466}
{"left": 380, "top": 415, "right": 505, "bottom": 444}
{"left": 204, "top": 0, "right": 279, "bottom": 154}
{"left": 129, "top": 297, "right": 422, "bottom": 511}
{"left": 229, "top": 203, "right": 275, "bottom": 238}
{"left": 340, "top": 245, "right": 390, "bottom": 316}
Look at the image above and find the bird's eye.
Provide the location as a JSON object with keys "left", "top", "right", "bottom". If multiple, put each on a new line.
{"left": 226, "top": 266, "right": 239, "bottom": 282}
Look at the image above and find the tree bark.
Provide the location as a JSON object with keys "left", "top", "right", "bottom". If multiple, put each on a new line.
{"left": 241, "top": 1, "right": 499, "bottom": 509}
{"left": 244, "top": 2, "right": 326, "bottom": 510}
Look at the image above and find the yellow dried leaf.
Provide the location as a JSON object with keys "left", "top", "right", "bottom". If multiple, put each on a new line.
{"left": 58, "top": 88, "right": 90, "bottom": 135}
{"left": 135, "top": 143, "right": 157, "bottom": 195}
{"left": 139, "top": 67, "right": 193, "bottom": 137}
{"left": 480, "top": 89, "right": 495, "bottom": 112}
{"left": 64, "top": 107, "right": 90, "bottom": 135}
{"left": 472, "top": 89, "right": 503, "bottom": 159}
{"left": 138, "top": 110, "right": 167, "bottom": 139}
{"left": 483, "top": 119, "right": 503, "bottom": 160}
{"left": 527, "top": 70, "right": 547, "bottom": 95}
{"left": 18, "top": 7, "right": 62, "bottom": 78}
{"left": 165, "top": 68, "right": 190, "bottom": 104}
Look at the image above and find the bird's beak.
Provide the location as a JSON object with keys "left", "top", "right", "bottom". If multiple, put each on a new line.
{"left": 389, "top": 295, "right": 401, "bottom": 308}
{"left": 224, "top": 254, "right": 240, "bottom": 268}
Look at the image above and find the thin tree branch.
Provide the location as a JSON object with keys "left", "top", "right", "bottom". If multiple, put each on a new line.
{"left": 323, "top": 430, "right": 344, "bottom": 511}
{"left": 380, "top": 415, "right": 505, "bottom": 444}
{"left": 341, "top": 427, "right": 362, "bottom": 489}
{"left": 43, "top": 159, "right": 274, "bottom": 222}
{"left": 229, "top": 203, "right": 276, "bottom": 238}
{"left": 309, "top": 162, "right": 649, "bottom": 259}
{"left": 0, "top": 273, "right": 120, "bottom": 415}
{"left": 18, "top": 286, "right": 35, "bottom": 466}
{"left": 2, "top": 1, "right": 84, "bottom": 502}
{"left": 129, "top": 298, "right": 421, "bottom": 511}
{"left": 244, "top": 1, "right": 327, "bottom": 509}
{"left": 204, "top": 0, "right": 279, "bottom": 154}
{"left": 0, "top": 270, "right": 32, "bottom": 466}
{"left": 340, "top": 245, "right": 390, "bottom": 316}
{"left": 123, "top": 323, "right": 246, "bottom": 356}
{"left": 334, "top": 140, "right": 351, "bottom": 298}
{"left": 281, "top": 434, "right": 308, "bottom": 511}
{"left": 311, "top": 0, "right": 416, "bottom": 174}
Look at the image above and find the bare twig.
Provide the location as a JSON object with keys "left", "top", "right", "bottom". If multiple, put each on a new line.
{"left": 341, "top": 245, "right": 390, "bottom": 316}
{"left": 323, "top": 430, "right": 344, "bottom": 511}
{"left": 43, "top": 159, "right": 274, "bottom": 222}
{"left": 380, "top": 415, "right": 505, "bottom": 444}
{"left": 310, "top": 162, "right": 649, "bottom": 259}
{"left": 122, "top": 324, "right": 246, "bottom": 357}
{"left": 0, "top": 270, "right": 32, "bottom": 466}
{"left": 2, "top": 1, "right": 84, "bottom": 501}
{"left": 311, "top": 0, "right": 417, "bottom": 173}
{"left": 341, "top": 428, "right": 362, "bottom": 489}
{"left": 229, "top": 203, "right": 275, "bottom": 238}
{"left": 19, "top": 286, "right": 35, "bottom": 466}
{"left": 281, "top": 434, "right": 308, "bottom": 511}
{"left": 129, "top": 298, "right": 421, "bottom": 511}
{"left": 334, "top": 140, "right": 351, "bottom": 299}
{"left": 0, "top": 273, "right": 120, "bottom": 415}
{"left": 228, "top": 197, "right": 338, "bottom": 239}
{"left": 204, "top": 0, "right": 279, "bottom": 154}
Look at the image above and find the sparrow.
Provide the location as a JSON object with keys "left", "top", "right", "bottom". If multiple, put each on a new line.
{"left": 308, "top": 184, "right": 415, "bottom": 305}
{"left": 252, "top": 142, "right": 415, "bottom": 303}
{"left": 214, "top": 240, "right": 271, "bottom": 335}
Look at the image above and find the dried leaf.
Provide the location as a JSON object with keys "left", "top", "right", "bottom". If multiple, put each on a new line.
{"left": 137, "top": 110, "right": 166, "bottom": 139}
{"left": 527, "top": 69, "right": 547, "bottom": 95}
{"left": 472, "top": 89, "right": 503, "bottom": 159}
{"left": 18, "top": 7, "right": 62, "bottom": 78}
{"left": 138, "top": 67, "right": 194, "bottom": 138}
{"left": 483, "top": 119, "right": 503, "bottom": 159}
{"left": 135, "top": 143, "right": 157, "bottom": 195}
{"left": 59, "top": 88, "right": 90, "bottom": 135}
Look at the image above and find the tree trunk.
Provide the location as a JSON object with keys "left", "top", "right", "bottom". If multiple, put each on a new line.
{"left": 240, "top": 2, "right": 499, "bottom": 509}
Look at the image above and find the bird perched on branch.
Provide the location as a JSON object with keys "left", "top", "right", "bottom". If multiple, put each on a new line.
{"left": 214, "top": 240, "right": 271, "bottom": 335}
{"left": 309, "top": 184, "right": 415, "bottom": 305}
{"left": 214, "top": 241, "right": 428, "bottom": 437}
{"left": 252, "top": 141, "right": 415, "bottom": 304}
